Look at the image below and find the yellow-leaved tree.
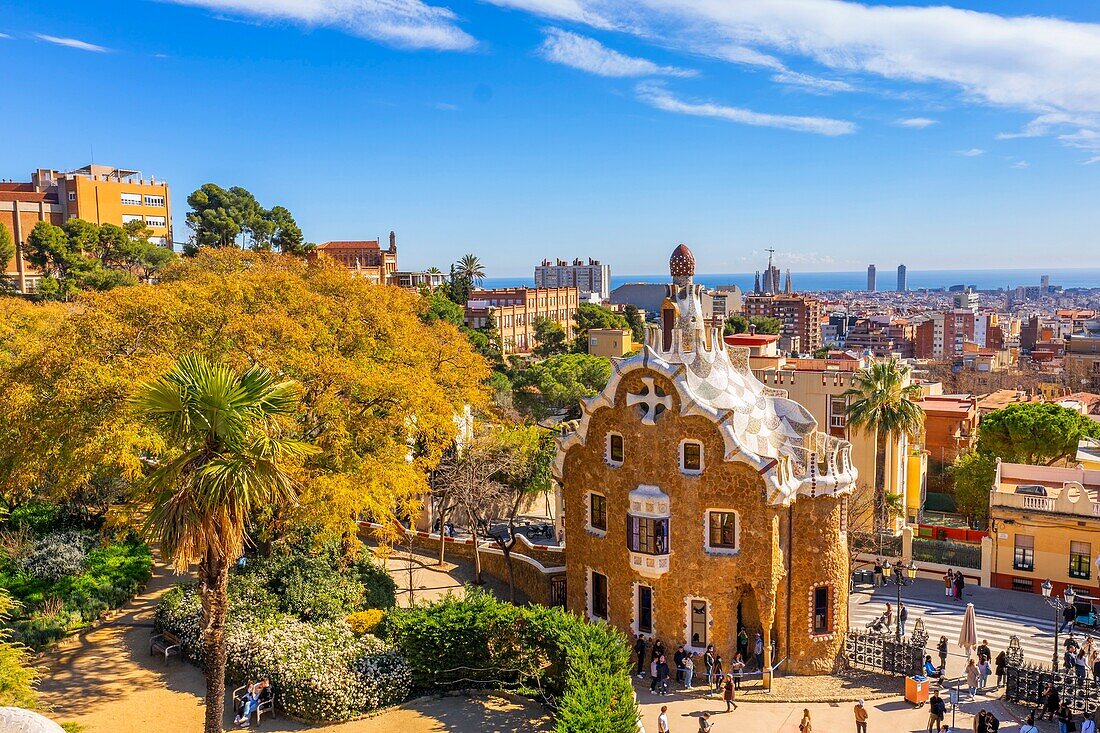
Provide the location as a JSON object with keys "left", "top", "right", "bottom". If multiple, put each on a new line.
{"left": 0, "top": 249, "right": 489, "bottom": 542}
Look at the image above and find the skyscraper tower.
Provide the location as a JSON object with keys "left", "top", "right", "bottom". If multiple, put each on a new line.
{"left": 867, "top": 264, "right": 877, "bottom": 292}
{"left": 784, "top": 269, "right": 792, "bottom": 294}
{"left": 897, "top": 264, "right": 907, "bottom": 292}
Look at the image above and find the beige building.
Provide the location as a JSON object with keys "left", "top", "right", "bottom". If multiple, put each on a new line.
{"left": 555, "top": 244, "right": 857, "bottom": 676}
{"left": 314, "top": 231, "right": 398, "bottom": 284}
{"left": 464, "top": 286, "right": 579, "bottom": 355}
{"left": 989, "top": 461, "right": 1100, "bottom": 597}
{"left": 587, "top": 328, "right": 633, "bottom": 358}
{"left": 736, "top": 338, "right": 914, "bottom": 526}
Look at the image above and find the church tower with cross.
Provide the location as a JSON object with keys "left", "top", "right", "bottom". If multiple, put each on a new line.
{"left": 555, "top": 243, "right": 858, "bottom": 676}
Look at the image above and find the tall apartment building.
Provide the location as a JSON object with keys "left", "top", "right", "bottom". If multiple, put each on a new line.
{"left": 314, "top": 231, "right": 398, "bottom": 284}
{"left": 2, "top": 164, "right": 172, "bottom": 293}
{"left": 914, "top": 309, "right": 980, "bottom": 360}
{"left": 535, "top": 258, "right": 611, "bottom": 300}
{"left": 464, "top": 286, "right": 579, "bottom": 355}
{"left": 1065, "top": 323, "right": 1100, "bottom": 389}
{"left": 897, "top": 264, "right": 907, "bottom": 292}
{"left": 844, "top": 317, "right": 915, "bottom": 358}
{"left": 867, "top": 265, "right": 876, "bottom": 292}
{"left": 743, "top": 293, "right": 822, "bottom": 353}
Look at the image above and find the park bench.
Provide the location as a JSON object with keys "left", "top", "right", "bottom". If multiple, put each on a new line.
{"left": 233, "top": 685, "right": 276, "bottom": 725}
{"left": 149, "top": 630, "right": 182, "bottom": 664}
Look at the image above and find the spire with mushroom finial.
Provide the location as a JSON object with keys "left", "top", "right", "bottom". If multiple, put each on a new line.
{"left": 669, "top": 243, "right": 695, "bottom": 285}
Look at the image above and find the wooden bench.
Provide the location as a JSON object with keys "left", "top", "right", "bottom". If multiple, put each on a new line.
{"left": 149, "top": 631, "right": 182, "bottom": 664}
{"left": 233, "top": 684, "right": 276, "bottom": 725}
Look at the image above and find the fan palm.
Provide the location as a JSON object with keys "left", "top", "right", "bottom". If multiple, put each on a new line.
{"left": 455, "top": 253, "right": 486, "bottom": 286}
{"left": 843, "top": 358, "right": 924, "bottom": 531}
{"left": 132, "top": 354, "right": 314, "bottom": 733}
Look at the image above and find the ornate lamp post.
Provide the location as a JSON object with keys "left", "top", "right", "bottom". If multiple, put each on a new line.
{"left": 881, "top": 560, "right": 919, "bottom": 641}
{"left": 1041, "top": 579, "right": 1076, "bottom": 669}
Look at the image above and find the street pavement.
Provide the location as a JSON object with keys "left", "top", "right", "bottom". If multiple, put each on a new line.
{"left": 849, "top": 578, "right": 1087, "bottom": 673}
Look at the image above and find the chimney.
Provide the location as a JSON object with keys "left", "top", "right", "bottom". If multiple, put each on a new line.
{"left": 749, "top": 323, "right": 757, "bottom": 335}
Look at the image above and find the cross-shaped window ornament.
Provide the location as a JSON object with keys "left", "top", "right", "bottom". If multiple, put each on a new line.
{"left": 626, "top": 377, "right": 672, "bottom": 426}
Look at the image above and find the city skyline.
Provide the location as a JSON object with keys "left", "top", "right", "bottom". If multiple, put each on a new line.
{"left": 2, "top": 1, "right": 1100, "bottom": 275}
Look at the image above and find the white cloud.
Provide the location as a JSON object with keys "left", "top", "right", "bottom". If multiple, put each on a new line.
{"left": 770, "top": 70, "right": 853, "bottom": 94}
{"left": 958, "top": 148, "right": 985, "bottom": 157}
{"left": 0, "top": 33, "right": 12, "bottom": 40}
{"left": 35, "top": 34, "right": 109, "bottom": 52}
{"left": 540, "top": 28, "right": 694, "bottom": 78}
{"left": 435, "top": 101, "right": 459, "bottom": 110}
{"left": 1084, "top": 156, "right": 1100, "bottom": 165}
{"left": 166, "top": 0, "right": 476, "bottom": 50}
{"left": 636, "top": 82, "right": 856, "bottom": 136}
{"left": 896, "top": 117, "right": 938, "bottom": 129}
{"left": 1012, "top": 160, "right": 1030, "bottom": 169}
{"left": 485, "top": 0, "right": 1100, "bottom": 153}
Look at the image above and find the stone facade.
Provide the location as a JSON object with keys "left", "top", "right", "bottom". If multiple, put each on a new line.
{"left": 555, "top": 244, "right": 857, "bottom": 675}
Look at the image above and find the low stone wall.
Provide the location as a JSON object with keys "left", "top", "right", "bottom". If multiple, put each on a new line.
{"left": 360, "top": 522, "right": 565, "bottom": 606}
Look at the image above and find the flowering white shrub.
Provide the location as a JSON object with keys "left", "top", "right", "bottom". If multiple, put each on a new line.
{"left": 19, "top": 530, "right": 94, "bottom": 581}
{"left": 159, "top": 583, "right": 411, "bottom": 722}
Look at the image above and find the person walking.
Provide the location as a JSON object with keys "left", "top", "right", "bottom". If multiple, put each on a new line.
{"left": 657, "top": 705, "right": 670, "bottom": 733}
{"left": 656, "top": 655, "right": 671, "bottom": 696}
{"left": 754, "top": 633, "right": 764, "bottom": 671}
{"left": 1076, "top": 648, "right": 1088, "bottom": 681}
{"left": 704, "top": 644, "right": 715, "bottom": 686}
{"left": 650, "top": 655, "right": 660, "bottom": 693}
{"left": 994, "top": 650, "right": 1007, "bottom": 688}
{"left": 977, "top": 640, "right": 990, "bottom": 665}
{"left": 927, "top": 690, "right": 946, "bottom": 733}
{"left": 1020, "top": 715, "right": 1040, "bottom": 733}
{"left": 799, "top": 709, "right": 812, "bottom": 733}
{"left": 938, "top": 635, "right": 949, "bottom": 672}
{"left": 1062, "top": 603, "right": 1078, "bottom": 633}
{"left": 683, "top": 650, "right": 695, "bottom": 688}
{"left": 965, "top": 658, "right": 979, "bottom": 700}
{"left": 698, "top": 712, "right": 713, "bottom": 733}
{"left": 978, "top": 656, "right": 991, "bottom": 690}
{"left": 944, "top": 569, "right": 954, "bottom": 598}
{"left": 873, "top": 558, "right": 883, "bottom": 588}
{"left": 883, "top": 602, "right": 894, "bottom": 631}
{"left": 635, "top": 635, "right": 648, "bottom": 678}
{"left": 712, "top": 654, "right": 724, "bottom": 691}
{"left": 854, "top": 699, "right": 868, "bottom": 733}
{"left": 899, "top": 603, "right": 909, "bottom": 638}
{"left": 723, "top": 674, "right": 737, "bottom": 712}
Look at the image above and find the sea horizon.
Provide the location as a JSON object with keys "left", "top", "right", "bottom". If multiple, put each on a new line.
{"left": 479, "top": 267, "right": 1100, "bottom": 293}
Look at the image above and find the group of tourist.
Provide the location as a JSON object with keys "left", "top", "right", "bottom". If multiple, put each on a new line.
{"left": 1036, "top": 684, "right": 1098, "bottom": 733}
{"left": 1060, "top": 634, "right": 1100, "bottom": 679}
{"left": 943, "top": 568, "right": 967, "bottom": 601}
{"left": 634, "top": 627, "right": 774, "bottom": 699}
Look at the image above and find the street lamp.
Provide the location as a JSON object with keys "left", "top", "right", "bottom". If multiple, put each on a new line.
{"left": 881, "top": 560, "right": 919, "bottom": 641}
{"left": 1041, "top": 579, "right": 1076, "bottom": 669}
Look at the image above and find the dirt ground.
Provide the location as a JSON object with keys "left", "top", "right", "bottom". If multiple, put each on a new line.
{"left": 34, "top": 560, "right": 548, "bottom": 733}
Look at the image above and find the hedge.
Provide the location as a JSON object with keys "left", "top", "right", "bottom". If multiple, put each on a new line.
{"left": 380, "top": 591, "right": 638, "bottom": 733}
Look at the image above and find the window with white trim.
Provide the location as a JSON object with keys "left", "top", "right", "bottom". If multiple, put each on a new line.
{"left": 67, "top": 192, "right": 76, "bottom": 202}
{"left": 144, "top": 195, "right": 165, "bottom": 207}
{"left": 588, "top": 492, "right": 607, "bottom": 533}
{"left": 705, "top": 511, "right": 738, "bottom": 553}
{"left": 589, "top": 569, "right": 608, "bottom": 620}
{"left": 636, "top": 584, "right": 653, "bottom": 635}
{"left": 627, "top": 515, "right": 668, "bottom": 554}
{"left": 812, "top": 586, "right": 832, "bottom": 635}
{"left": 688, "top": 598, "right": 708, "bottom": 647}
{"left": 680, "top": 440, "right": 703, "bottom": 474}
{"left": 829, "top": 397, "right": 847, "bottom": 429}
{"left": 145, "top": 215, "right": 167, "bottom": 227}
{"left": 120, "top": 193, "right": 142, "bottom": 206}
{"left": 607, "top": 432, "right": 624, "bottom": 466}
{"left": 122, "top": 214, "right": 143, "bottom": 224}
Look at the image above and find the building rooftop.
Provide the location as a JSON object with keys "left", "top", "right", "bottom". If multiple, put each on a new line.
{"left": 918, "top": 394, "right": 976, "bottom": 416}
{"left": 723, "top": 333, "right": 780, "bottom": 347}
{"left": 316, "top": 240, "right": 382, "bottom": 250}
{"left": 976, "top": 388, "right": 1040, "bottom": 413}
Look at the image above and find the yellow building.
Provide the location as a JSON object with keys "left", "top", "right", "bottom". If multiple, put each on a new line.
{"left": 989, "top": 461, "right": 1100, "bottom": 597}
{"left": 587, "top": 328, "right": 633, "bottom": 358}
{"left": 44, "top": 165, "right": 173, "bottom": 246}
{"left": 1079, "top": 439, "right": 1100, "bottom": 471}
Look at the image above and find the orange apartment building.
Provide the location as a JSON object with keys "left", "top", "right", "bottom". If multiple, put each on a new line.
{"left": 464, "top": 287, "right": 579, "bottom": 355}
{"left": 743, "top": 293, "right": 823, "bottom": 353}
{"left": 918, "top": 394, "right": 979, "bottom": 473}
{"left": 2, "top": 165, "right": 172, "bottom": 293}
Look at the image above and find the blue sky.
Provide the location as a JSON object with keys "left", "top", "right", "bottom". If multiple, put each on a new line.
{"left": 2, "top": 0, "right": 1100, "bottom": 276}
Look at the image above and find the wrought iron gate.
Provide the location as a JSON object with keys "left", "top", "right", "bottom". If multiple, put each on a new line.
{"left": 843, "top": 618, "right": 928, "bottom": 676}
{"left": 1005, "top": 636, "right": 1100, "bottom": 715}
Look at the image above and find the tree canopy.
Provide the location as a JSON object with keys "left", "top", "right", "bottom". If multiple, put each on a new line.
{"left": 0, "top": 249, "right": 489, "bottom": 542}
{"left": 949, "top": 450, "right": 996, "bottom": 523}
{"left": 185, "top": 184, "right": 309, "bottom": 255}
{"left": 623, "top": 304, "right": 645, "bottom": 344}
{"left": 513, "top": 352, "right": 611, "bottom": 420}
{"left": 976, "top": 402, "right": 1100, "bottom": 466}
{"left": 723, "top": 314, "right": 782, "bottom": 336}
{"left": 23, "top": 218, "right": 177, "bottom": 299}
{"left": 532, "top": 317, "right": 569, "bottom": 358}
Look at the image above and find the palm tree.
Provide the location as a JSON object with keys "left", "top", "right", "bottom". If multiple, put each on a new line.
{"left": 426, "top": 266, "right": 442, "bottom": 274}
{"left": 843, "top": 358, "right": 924, "bottom": 532}
{"left": 454, "top": 254, "right": 486, "bottom": 286}
{"left": 132, "top": 355, "right": 314, "bottom": 733}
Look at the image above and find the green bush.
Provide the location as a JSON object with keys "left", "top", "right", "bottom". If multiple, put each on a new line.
{"left": 380, "top": 590, "right": 638, "bottom": 733}
{"left": 272, "top": 555, "right": 366, "bottom": 621}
